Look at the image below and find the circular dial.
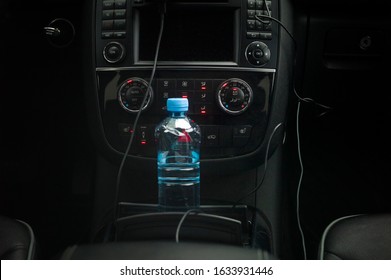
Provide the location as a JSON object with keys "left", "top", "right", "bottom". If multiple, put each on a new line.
{"left": 216, "top": 79, "right": 253, "bottom": 115}
{"left": 118, "top": 78, "right": 153, "bottom": 113}
{"left": 103, "top": 42, "right": 125, "bottom": 64}
{"left": 245, "top": 41, "right": 271, "bottom": 66}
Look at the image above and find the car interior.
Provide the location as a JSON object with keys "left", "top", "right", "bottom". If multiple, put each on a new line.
{"left": 1, "top": 0, "right": 391, "bottom": 260}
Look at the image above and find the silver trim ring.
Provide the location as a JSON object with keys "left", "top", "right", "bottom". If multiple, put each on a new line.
{"left": 118, "top": 77, "right": 153, "bottom": 113}
{"left": 216, "top": 78, "right": 254, "bottom": 115}
{"left": 103, "top": 42, "right": 126, "bottom": 64}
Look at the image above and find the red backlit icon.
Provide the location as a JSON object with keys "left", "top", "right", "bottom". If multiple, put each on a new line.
{"left": 178, "top": 130, "right": 191, "bottom": 143}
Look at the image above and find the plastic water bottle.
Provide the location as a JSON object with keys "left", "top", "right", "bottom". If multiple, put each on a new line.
{"left": 155, "top": 98, "right": 201, "bottom": 211}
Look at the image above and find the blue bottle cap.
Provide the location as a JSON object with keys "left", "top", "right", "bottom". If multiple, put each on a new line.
{"left": 167, "top": 98, "right": 189, "bottom": 112}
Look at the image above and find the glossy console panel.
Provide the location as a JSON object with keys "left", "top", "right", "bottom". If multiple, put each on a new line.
{"left": 93, "top": 0, "right": 280, "bottom": 161}
{"left": 97, "top": 67, "right": 275, "bottom": 159}
{"left": 95, "top": 0, "right": 279, "bottom": 69}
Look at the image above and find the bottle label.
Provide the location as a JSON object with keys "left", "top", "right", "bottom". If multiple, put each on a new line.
{"left": 177, "top": 129, "right": 191, "bottom": 143}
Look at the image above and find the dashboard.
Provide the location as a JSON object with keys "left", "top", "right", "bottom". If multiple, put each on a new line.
{"left": 84, "top": 0, "right": 292, "bottom": 257}
{"left": 91, "top": 0, "right": 284, "bottom": 164}
{"left": 1, "top": 0, "right": 390, "bottom": 260}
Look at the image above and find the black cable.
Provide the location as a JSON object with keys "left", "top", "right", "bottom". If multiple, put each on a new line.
{"left": 296, "top": 100, "right": 307, "bottom": 259}
{"left": 255, "top": 13, "right": 332, "bottom": 115}
{"left": 175, "top": 209, "right": 203, "bottom": 243}
{"left": 255, "top": 14, "right": 297, "bottom": 52}
{"left": 110, "top": 2, "right": 167, "bottom": 241}
{"left": 233, "top": 122, "right": 284, "bottom": 207}
{"left": 256, "top": 8, "right": 330, "bottom": 259}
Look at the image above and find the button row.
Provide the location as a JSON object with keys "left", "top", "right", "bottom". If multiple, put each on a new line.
{"left": 119, "top": 124, "right": 152, "bottom": 146}
{"left": 101, "top": 0, "right": 127, "bottom": 39}
{"left": 102, "top": 9, "right": 126, "bottom": 20}
{"left": 118, "top": 124, "right": 253, "bottom": 148}
{"left": 157, "top": 93, "right": 218, "bottom": 115}
{"left": 103, "top": 0, "right": 126, "bottom": 9}
{"left": 246, "top": 0, "right": 272, "bottom": 40}
{"left": 246, "top": 31, "right": 272, "bottom": 40}
{"left": 155, "top": 79, "right": 222, "bottom": 115}
{"left": 202, "top": 125, "right": 252, "bottom": 147}
{"left": 247, "top": 16, "right": 271, "bottom": 31}
{"left": 247, "top": 0, "right": 272, "bottom": 10}
{"left": 156, "top": 79, "right": 214, "bottom": 91}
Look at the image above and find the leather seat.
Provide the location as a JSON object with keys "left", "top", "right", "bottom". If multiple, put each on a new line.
{"left": 319, "top": 214, "right": 391, "bottom": 260}
{"left": 0, "top": 215, "right": 36, "bottom": 259}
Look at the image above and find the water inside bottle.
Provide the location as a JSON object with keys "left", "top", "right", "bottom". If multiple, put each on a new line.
{"left": 158, "top": 154, "right": 200, "bottom": 210}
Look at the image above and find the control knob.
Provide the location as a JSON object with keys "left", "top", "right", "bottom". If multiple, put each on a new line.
{"left": 103, "top": 42, "right": 125, "bottom": 64}
{"left": 245, "top": 41, "right": 271, "bottom": 66}
{"left": 216, "top": 79, "right": 253, "bottom": 115}
{"left": 118, "top": 78, "right": 153, "bottom": 113}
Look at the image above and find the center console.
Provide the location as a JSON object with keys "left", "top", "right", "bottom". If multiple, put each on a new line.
{"left": 85, "top": 0, "right": 292, "bottom": 257}
{"left": 93, "top": 0, "right": 279, "bottom": 161}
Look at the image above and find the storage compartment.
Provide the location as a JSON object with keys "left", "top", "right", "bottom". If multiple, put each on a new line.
{"left": 96, "top": 203, "right": 273, "bottom": 252}
{"left": 116, "top": 212, "right": 243, "bottom": 244}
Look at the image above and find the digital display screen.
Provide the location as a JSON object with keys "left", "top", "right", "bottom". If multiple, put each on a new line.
{"left": 136, "top": 6, "right": 236, "bottom": 62}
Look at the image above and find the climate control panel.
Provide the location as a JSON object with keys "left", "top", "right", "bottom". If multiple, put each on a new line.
{"left": 97, "top": 68, "right": 274, "bottom": 159}
{"left": 116, "top": 78, "right": 255, "bottom": 116}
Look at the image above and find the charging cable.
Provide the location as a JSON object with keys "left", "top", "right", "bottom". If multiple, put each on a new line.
{"left": 175, "top": 209, "right": 203, "bottom": 243}
{"left": 295, "top": 100, "right": 307, "bottom": 259}
{"left": 233, "top": 122, "right": 284, "bottom": 207}
{"left": 255, "top": 6, "right": 332, "bottom": 259}
{"left": 110, "top": 1, "right": 167, "bottom": 241}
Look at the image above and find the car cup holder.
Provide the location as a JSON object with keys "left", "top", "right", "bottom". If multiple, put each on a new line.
{"left": 112, "top": 203, "right": 273, "bottom": 252}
